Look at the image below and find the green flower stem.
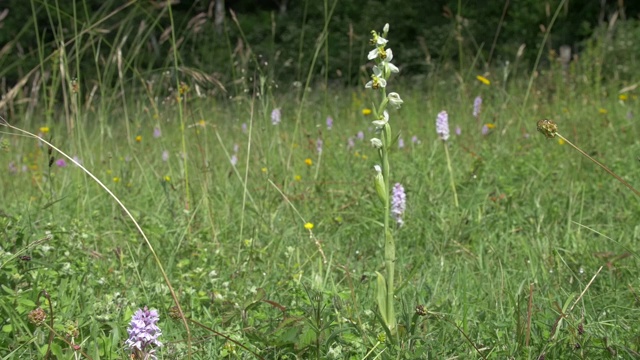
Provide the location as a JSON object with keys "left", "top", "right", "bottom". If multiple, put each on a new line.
{"left": 443, "top": 141, "right": 459, "bottom": 207}
{"left": 556, "top": 133, "right": 640, "bottom": 198}
{"left": 382, "top": 128, "right": 396, "bottom": 330}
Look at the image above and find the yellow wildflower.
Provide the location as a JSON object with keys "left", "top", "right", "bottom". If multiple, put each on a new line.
{"left": 362, "top": 108, "right": 372, "bottom": 116}
{"left": 362, "top": 154, "right": 368, "bottom": 160}
{"left": 261, "top": 167, "right": 267, "bottom": 173}
{"left": 179, "top": 82, "right": 190, "bottom": 95}
{"left": 476, "top": 75, "right": 490, "bottom": 85}
{"left": 304, "top": 222, "right": 314, "bottom": 230}
{"left": 39, "top": 127, "right": 50, "bottom": 134}
{"left": 305, "top": 158, "right": 313, "bottom": 166}
{"left": 113, "top": 177, "right": 121, "bottom": 183}
{"left": 164, "top": 175, "right": 171, "bottom": 182}
{"left": 598, "top": 108, "right": 608, "bottom": 114}
{"left": 486, "top": 123, "right": 496, "bottom": 129}
{"left": 558, "top": 138, "right": 565, "bottom": 145}
{"left": 294, "top": 175, "right": 302, "bottom": 181}
{"left": 135, "top": 135, "right": 142, "bottom": 143}
{"left": 619, "top": 94, "right": 628, "bottom": 101}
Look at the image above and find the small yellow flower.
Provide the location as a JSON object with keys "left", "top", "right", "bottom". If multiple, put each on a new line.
{"left": 179, "top": 82, "right": 190, "bottom": 95}
{"left": 362, "top": 108, "right": 372, "bottom": 116}
{"left": 557, "top": 138, "right": 565, "bottom": 145}
{"left": 304, "top": 222, "right": 314, "bottom": 230}
{"left": 476, "top": 75, "right": 491, "bottom": 85}
{"left": 305, "top": 158, "right": 313, "bottom": 166}
{"left": 354, "top": 151, "right": 361, "bottom": 158}
{"left": 198, "top": 119, "right": 206, "bottom": 127}
{"left": 619, "top": 94, "right": 628, "bottom": 101}
{"left": 261, "top": 167, "right": 267, "bottom": 173}
{"left": 113, "top": 177, "right": 120, "bottom": 183}
{"left": 486, "top": 123, "right": 496, "bottom": 129}
{"left": 598, "top": 108, "right": 608, "bottom": 114}
{"left": 362, "top": 154, "right": 368, "bottom": 160}
{"left": 164, "top": 175, "right": 171, "bottom": 182}
{"left": 39, "top": 127, "right": 50, "bottom": 134}
{"left": 294, "top": 175, "right": 302, "bottom": 181}
{"left": 135, "top": 135, "right": 142, "bottom": 143}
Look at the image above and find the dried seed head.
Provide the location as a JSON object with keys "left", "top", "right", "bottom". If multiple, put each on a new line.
{"left": 537, "top": 119, "right": 558, "bottom": 138}
{"left": 168, "top": 305, "right": 183, "bottom": 320}
{"left": 415, "top": 304, "right": 427, "bottom": 316}
{"left": 28, "top": 308, "right": 46, "bottom": 326}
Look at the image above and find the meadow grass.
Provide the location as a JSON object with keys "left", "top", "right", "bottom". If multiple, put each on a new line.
{"left": 2, "top": 3, "right": 640, "bottom": 360}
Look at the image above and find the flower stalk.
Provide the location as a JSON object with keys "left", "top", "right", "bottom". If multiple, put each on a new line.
{"left": 536, "top": 119, "right": 640, "bottom": 198}
{"left": 365, "top": 23, "right": 403, "bottom": 331}
{"left": 436, "top": 111, "right": 459, "bottom": 207}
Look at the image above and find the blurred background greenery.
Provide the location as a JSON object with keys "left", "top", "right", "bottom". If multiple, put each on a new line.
{"left": 1, "top": 0, "right": 639, "bottom": 94}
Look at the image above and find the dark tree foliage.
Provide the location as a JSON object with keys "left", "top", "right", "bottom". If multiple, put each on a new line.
{"left": 0, "top": 0, "right": 638, "bottom": 88}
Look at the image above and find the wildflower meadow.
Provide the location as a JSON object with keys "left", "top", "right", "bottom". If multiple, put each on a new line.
{"left": 1, "top": 1, "right": 640, "bottom": 359}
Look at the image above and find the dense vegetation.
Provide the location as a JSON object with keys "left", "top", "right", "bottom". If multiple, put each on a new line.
{"left": 1, "top": 0, "right": 640, "bottom": 89}
{"left": 1, "top": 1, "right": 640, "bottom": 359}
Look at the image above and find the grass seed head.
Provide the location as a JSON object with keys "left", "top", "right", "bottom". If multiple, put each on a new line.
{"left": 537, "top": 119, "right": 558, "bottom": 138}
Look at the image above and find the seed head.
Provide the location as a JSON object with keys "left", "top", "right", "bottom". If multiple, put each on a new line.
{"left": 537, "top": 119, "right": 558, "bottom": 138}
{"left": 28, "top": 308, "right": 47, "bottom": 326}
{"left": 415, "top": 304, "right": 427, "bottom": 316}
{"left": 168, "top": 306, "right": 183, "bottom": 321}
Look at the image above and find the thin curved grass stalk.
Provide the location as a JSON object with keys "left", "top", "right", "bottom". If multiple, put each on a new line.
{"left": 0, "top": 116, "right": 192, "bottom": 359}
{"left": 536, "top": 119, "right": 640, "bottom": 198}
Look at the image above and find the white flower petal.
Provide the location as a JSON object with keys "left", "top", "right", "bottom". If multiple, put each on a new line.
{"left": 368, "top": 48, "right": 379, "bottom": 60}
{"left": 385, "top": 49, "right": 394, "bottom": 62}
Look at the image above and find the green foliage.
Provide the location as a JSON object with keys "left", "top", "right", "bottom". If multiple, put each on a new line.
{"left": 1, "top": 0, "right": 640, "bottom": 358}
{"left": 2, "top": 0, "right": 640, "bottom": 90}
